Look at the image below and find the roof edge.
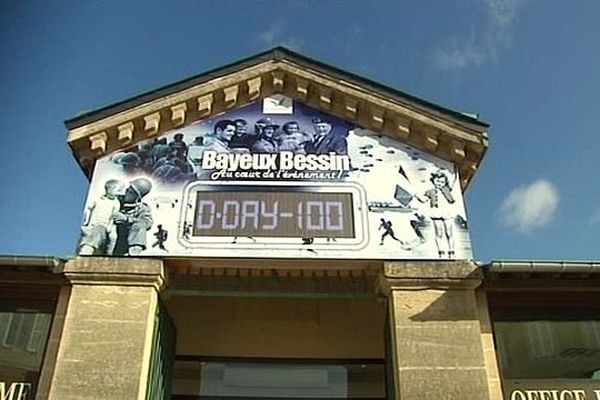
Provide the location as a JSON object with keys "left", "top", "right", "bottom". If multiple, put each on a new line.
{"left": 484, "top": 259, "right": 600, "bottom": 274}
{"left": 64, "top": 46, "right": 489, "bottom": 131}
{"left": 0, "top": 255, "right": 66, "bottom": 273}
{"left": 65, "top": 46, "right": 281, "bottom": 130}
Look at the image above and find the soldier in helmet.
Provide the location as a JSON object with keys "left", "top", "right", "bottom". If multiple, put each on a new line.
{"left": 112, "top": 152, "right": 142, "bottom": 175}
{"left": 152, "top": 147, "right": 195, "bottom": 184}
{"left": 169, "top": 133, "right": 188, "bottom": 159}
{"left": 113, "top": 178, "right": 154, "bottom": 256}
{"left": 251, "top": 121, "right": 280, "bottom": 153}
{"left": 254, "top": 118, "right": 272, "bottom": 136}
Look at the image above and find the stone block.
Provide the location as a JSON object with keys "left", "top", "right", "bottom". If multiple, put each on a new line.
{"left": 394, "top": 321, "right": 485, "bottom": 368}
{"left": 388, "top": 284, "right": 492, "bottom": 399}
{"left": 397, "top": 368, "right": 490, "bottom": 400}
{"left": 65, "top": 256, "right": 162, "bottom": 274}
{"left": 48, "top": 284, "right": 156, "bottom": 400}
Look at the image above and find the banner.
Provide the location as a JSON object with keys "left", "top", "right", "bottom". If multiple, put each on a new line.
{"left": 77, "top": 96, "right": 472, "bottom": 259}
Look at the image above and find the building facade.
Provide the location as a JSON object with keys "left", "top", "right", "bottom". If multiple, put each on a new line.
{"left": 1, "top": 48, "right": 599, "bottom": 400}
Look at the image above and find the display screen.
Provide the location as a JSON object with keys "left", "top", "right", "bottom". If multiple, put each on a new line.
{"left": 192, "top": 190, "right": 355, "bottom": 238}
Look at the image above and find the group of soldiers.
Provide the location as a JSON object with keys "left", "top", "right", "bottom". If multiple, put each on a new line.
{"left": 228, "top": 117, "right": 312, "bottom": 154}
{"left": 111, "top": 133, "right": 196, "bottom": 184}
{"left": 204, "top": 116, "right": 348, "bottom": 155}
{"left": 109, "top": 115, "right": 349, "bottom": 185}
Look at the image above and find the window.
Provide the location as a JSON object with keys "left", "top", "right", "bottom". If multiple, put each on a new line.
{"left": 0, "top": 261, "right": 63, "bottom": 399}
{"left": 0, "top": 279, "right": 60, "bottom": 400}
{"left": 2, "top": 313, "right": 51, "bottom": 353}
{"left": 525, "top": 321, "right": 557, "bottom": 359}
{"left": 489, "top": 290, "right": 600, "bottom": 399}
{"left": 0, "top": 311, "right": 53, "bottom": 400}
{"left": 171, "top": 358, "right": 386, "bottom": 399}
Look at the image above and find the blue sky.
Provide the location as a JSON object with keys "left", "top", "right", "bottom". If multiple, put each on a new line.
{"left": 1, "top": 0, "right": 599, "bottom": 261}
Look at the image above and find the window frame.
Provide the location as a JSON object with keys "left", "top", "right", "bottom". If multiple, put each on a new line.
{"left": 171, "top": 355, "right": 388, "bottom": 400}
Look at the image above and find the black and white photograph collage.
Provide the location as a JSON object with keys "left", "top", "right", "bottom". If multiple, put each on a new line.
{"left": 77, "top": 95, "right": 472, "bottom": 259}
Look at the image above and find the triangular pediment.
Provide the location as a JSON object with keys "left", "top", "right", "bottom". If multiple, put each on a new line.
{"left": 66, "top": 47, "right": 488, "bottom": 189}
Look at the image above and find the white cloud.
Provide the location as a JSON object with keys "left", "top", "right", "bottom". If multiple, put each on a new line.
{"left": 434, "top": 35, "right": 487, "bottom": 70}
{"left": 258, "top": 21, "right": 283, "bottom": 46}
{"left": 433, "top": 0, "right": 525, "bottom": 71}
{"left": 500, "top": 179, "right": 559, "bottom": 233}
{"left": 488, "top": 0, "right": 522, "bottom": 29}
{"left": 257, "top": 21, "right": 303, "bottom": 50}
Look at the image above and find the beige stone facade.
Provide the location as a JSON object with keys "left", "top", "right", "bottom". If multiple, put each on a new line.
{"left": 381, "top": 262, "right": 491, "bottom": 399}
{"left": 45, "top": 258, "right": 165, "bottom": 400}
{"left": 0, "top": 256, "right": 504, "bottom": 399}
{"left": 4, "top": 256, "right": 600, "bottom": 399}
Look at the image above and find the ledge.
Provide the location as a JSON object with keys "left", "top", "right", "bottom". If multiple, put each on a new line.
{"left": 63, "top": 257, "right": 167, "bottom": 290}
{"left": 379, "top": 260, "right": 483, "bottom": 291}
{"left": 0, "top": 255, "right": 65, "bottom": 273}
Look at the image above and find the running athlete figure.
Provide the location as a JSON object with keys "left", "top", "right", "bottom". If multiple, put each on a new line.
{"left": 379, "top": 218, "right": 402, "bottom": 245}
{"left": 152, "top": 224, "right": 168, "bottom": 251}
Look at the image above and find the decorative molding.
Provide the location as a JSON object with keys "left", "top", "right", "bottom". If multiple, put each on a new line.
{"left": 197, "top": 93, "right": 213, "bottom": 117}
{"left": 272, "top": 70, "right": 285, "bottom": 91}
{"left": 89, "top": 131, "right": 108, "bottom": 156}
{"left": 451, "top": 140, "right": 466, "bottom": 162}
{"left": 460, "top": 160, "right": 477, "bottom": 177}
{"left": 67, "top": 60, "right": 488, "bottom": 189}
{"left": 279, "top": 63, "right": 483, "bottom": 145}
{"left": 343, "top": 97, "right": 358, "bottom": 119}
{"left": 223, "top": 85, "right": 239, "bottom": 108}
{"left": 295, "top": 77, "right": 309, "bottom": 101}
{"left": 370, "top": 107, "right": 385, "bottom": 129}
{"left": 117, "top": 122, "right": 134, "bottom": 145}
{"left": 171, "top": 103, "right": 187, "bottom": 127}
{"left": 459, "top": 160, "right": 478, "bottom": 188}
{"left": 143, "top": 113, "right": 160, "bottom": 136}
{"left": 422, "top": 127, "right": 440, "bottom": 152}
{"left": 395, "top": 116, "right": 411, "bottom": 140}
{"left": 247, "top": 77, "right": 262, "bottom": 100}
{"left": 319, "top": 86, "right": 332, "bottom": 109}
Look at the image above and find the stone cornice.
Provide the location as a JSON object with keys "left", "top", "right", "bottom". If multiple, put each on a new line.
{"left": 67, "top": 52, "right": 488, "bottom": 190}
{"left": 375, "top": 260, "right": 484, "bottom": 294}
{"left": 63, "top": 257, "right": 167, "bottom": 291}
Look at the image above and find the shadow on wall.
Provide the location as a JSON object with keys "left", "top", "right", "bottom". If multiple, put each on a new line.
{"left": 383, "top": 261, "right": 484, "bottom": 322}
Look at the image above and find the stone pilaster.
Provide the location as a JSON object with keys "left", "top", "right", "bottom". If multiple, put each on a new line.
{"left": 46, "top": 257, "right": 166, "bottom": 400}
{"left": 379, "top": 261, "right": 492, "bottom": 400}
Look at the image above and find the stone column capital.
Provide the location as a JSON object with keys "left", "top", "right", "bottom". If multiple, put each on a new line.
{"left": 62, "top": 257, "right": 167, "bottom": 291}
{"left": 376, "top": 260, "right": 483, "bottom": 295}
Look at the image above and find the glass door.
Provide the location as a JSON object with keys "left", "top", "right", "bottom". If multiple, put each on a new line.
{"left": 171, "top": 357, "right": 386, "bottom": 400}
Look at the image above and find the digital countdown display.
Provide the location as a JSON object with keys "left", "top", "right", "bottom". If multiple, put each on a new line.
{"left": 192, "top": 191, "right": 355, "bottom": 238}
{"left": 180, "top": 181, "right": 368, "bottom": 249}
